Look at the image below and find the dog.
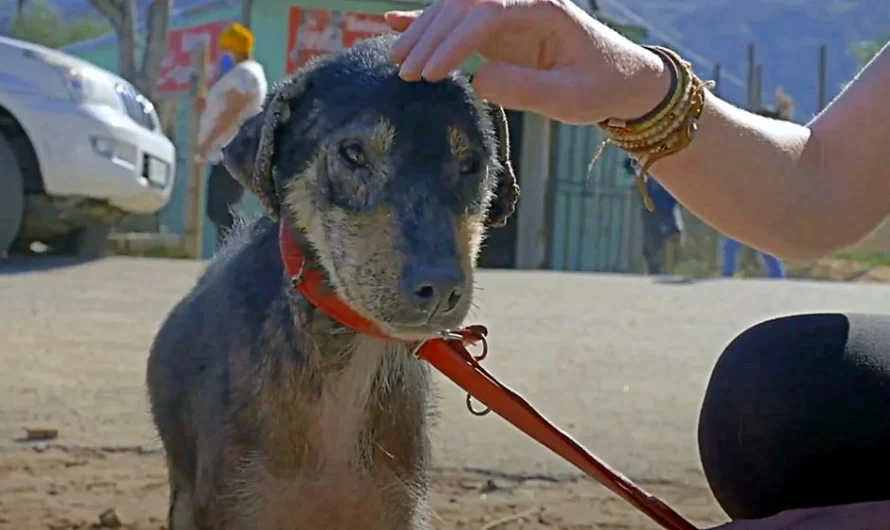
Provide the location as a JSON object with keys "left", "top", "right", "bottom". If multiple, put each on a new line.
{"left": 146, "top": 34, "right": 519, "bottom": 530}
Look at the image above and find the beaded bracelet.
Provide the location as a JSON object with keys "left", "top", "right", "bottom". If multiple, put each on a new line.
{"left": 591, "top": 45, "right": 715, "bottom": 212}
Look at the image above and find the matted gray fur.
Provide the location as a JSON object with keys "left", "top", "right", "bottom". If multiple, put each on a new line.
{"left": 147, "top": 34, "right": 520, "bottom": 530}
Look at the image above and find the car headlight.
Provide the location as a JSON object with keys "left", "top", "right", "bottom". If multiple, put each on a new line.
{"left": 61, "top": 67, "right": 98, "bottom": 104}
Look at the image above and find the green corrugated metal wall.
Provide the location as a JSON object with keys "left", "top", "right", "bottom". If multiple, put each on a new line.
{"left": 548, "top": 123, "right": 645, "bottom": 273}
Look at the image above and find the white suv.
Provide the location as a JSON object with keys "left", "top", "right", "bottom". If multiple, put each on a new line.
{"left": 0, "top": 35, "right": 176, "bottom": 257}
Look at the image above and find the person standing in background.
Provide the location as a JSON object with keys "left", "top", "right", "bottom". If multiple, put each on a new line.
{"left": 628, "top": 157, "right": 684, "bottom": 275}
{"left": 716, "top": 104, "right": 792, "bottom": 279}
{"left": 195, "top": 22, "right": 269, "bottom": 247}
{"left": 719, "top": 236, "right": 787, "bottom": 278}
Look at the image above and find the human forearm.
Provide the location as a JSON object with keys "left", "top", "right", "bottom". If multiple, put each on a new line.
{"left": 645, "top": 95, "right": 820, "bottom": 259}
{"left": 200, "top": 107, "right": 243, "bottom": 154}
{"left": 384, "top": 1, "right": 890, "bottom": 260}
{"left": 639, "top": 43, "right": 890, "bottom": 260}
{"left": 198, "top": 90, "right": 251, "bottom": 156}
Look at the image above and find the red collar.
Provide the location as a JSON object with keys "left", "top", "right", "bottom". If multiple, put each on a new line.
{"left": 278, "top": 221, "right": 391, "bottom": 339}
{"left": 277, "top": 221, "right": 695, "bottom": 530}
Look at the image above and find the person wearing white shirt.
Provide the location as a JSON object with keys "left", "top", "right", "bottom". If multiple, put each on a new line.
{"left": 195, "top": 22, "right": 269, "bottom": 247}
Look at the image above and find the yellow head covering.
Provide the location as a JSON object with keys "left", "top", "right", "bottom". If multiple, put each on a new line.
{"left": 219, "top": 23, "right": 254, "bottom": 56}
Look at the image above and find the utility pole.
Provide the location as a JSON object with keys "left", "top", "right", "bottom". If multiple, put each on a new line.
{"left": 184, "top": 41, "right": 210, "bottom": 259}
{"left": 753, "top": 63, "right": 763, "bottom": 109}
{"left": 241, "top": 0, "right": 253, "bottom": 28}
{"left": 746, "top": 41, "right": 755, "bottom": 109}
{"left": 817, "top": 45, "right": 827, "bottom": 112}
{"left": 711, "top": 63, "right": 721, "bottom": 97}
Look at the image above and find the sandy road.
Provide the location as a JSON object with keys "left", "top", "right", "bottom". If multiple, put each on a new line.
{"left": 3, "top": 256, "right": 889, "bottom": 528}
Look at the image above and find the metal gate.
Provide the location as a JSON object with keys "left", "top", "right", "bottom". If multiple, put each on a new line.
{"left": 548, "top": 123, "right": 645, "bottom": 273}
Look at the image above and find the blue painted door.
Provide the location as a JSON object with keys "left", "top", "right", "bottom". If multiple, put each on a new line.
{"left": 548, "top": 123, "right": 645, "bottom": 273}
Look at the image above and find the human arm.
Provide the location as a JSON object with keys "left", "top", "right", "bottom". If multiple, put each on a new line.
{"left": 385, "top": 0, "right": 890, "bottom": 260}
{"left": 648, "top": 42, "right": 890, "bottom": 260}
{"left": 196, "top": 87, "right": 254, "bottom": 160}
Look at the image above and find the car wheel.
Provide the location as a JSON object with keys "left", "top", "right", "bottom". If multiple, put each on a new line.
{"left": 56, "top": 224, "right": 112, "bottom": 258}
{"left": 0, "top": 134, "right": 25, "bottom": 257}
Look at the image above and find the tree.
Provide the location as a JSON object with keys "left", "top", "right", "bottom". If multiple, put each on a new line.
{"left": 852, "top": 36, "right": 888, "bottom": 68}
{"left": 9, "top": 0, "right": 111, "bottom": 49}
{"left": 88, "top": 0, "right": 173, "bottom": 102}
{"left": 241, "top": 0, "right": 253, "bottom": 28}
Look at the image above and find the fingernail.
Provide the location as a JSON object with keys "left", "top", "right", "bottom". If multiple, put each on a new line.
{"left": 399, "top": 65, "right": 418, "bottom": 81}
{"left": 420, "top": 69, "right": 441, "bottom": 82}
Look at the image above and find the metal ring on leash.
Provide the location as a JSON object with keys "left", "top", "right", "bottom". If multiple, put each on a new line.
{"left": 466, "top": 393, "right": 491, "bottom": 416}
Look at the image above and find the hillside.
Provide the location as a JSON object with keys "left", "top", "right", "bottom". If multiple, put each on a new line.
{"left": 2, "top": 0, "right": 888, "bottom": 119}
{"left": 598, "top": 0, "right": 889, "bottom": 119}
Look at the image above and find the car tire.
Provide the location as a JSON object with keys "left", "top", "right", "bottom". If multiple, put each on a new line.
{"left": 56, "top": 224, "right": 112, "bottom": 258}
{"left": 0, "top": 134, "right": 25, "bottom": 257}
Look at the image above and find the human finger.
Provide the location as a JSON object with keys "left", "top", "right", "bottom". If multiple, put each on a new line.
{"left": 419, "top": 6, "right": 499, "bottom": 81}
{"left": 390, "top": 1, "right": 443, "bottom": 68}
{"left": 471, "top": 61, "right": 563, "bottom": 116}
{"left": 398, "top": 3, "right": 467, "bottom": 81}
{"left": 384, "top": 10, "right": 422, "bottom": 33}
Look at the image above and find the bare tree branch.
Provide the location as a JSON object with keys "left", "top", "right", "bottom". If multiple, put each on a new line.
{"left": 138, "top": 0, "right": 172, "bottom": 99}
{"left": 87, "top": 0, "right": 127, "bottom": 32}
{"left": 88, "top": 0, "right": 172, "bottom": 101}
{"left": 89, "top": 0, "right": 137, "bottom": 84}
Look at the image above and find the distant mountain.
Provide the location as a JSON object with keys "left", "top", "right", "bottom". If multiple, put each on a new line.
{"left": 3, "top": 0, "right": 887, "bottom": 119}
{"left": 598, "top": 0, "right": 890, "bottom": 119}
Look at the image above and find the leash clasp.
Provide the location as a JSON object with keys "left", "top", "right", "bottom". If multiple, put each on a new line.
{"left": 412, "top": 326, "right": 492, "bottom": 416}
{"left": 447, "top": 326, "right": 491, "bottom": 417}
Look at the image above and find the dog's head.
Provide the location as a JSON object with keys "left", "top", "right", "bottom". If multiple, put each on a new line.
{"left": 223, "top": 35, "right": 519, "bottom": 340}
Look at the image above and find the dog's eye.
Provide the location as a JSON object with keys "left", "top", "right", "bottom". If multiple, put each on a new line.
{"left": 339, "top": 142, "right": 368, "bottom": 168}
{"left": 459, "top": 157, "right": 480, "bottom": 175}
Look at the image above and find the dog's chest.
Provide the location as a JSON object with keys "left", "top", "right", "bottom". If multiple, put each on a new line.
{"left": 232, "top": 459, "right": 426, "bottom": 530}
{"left": 231, "top": 336, "right": 428, "bottom": 529}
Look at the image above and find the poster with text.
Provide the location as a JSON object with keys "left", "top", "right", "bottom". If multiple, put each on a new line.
{"left": 157, "top": 19, "right": 235, "bottom": 93}
{"left": 285, "top": 7, "right": 392, "bottom": 74}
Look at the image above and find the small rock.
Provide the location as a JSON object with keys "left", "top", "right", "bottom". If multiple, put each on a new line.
{"left": 97, "top": 508, "right": 122, "bottom": 528}
{"left": 479, "top": 478, "right": 499, "bottom": 494}
{"left": 23, "top": 426, "right": 58, "bottom": 441}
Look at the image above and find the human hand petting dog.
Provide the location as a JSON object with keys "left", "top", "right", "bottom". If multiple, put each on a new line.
{"left": 385, "top": 0, "right": 670, "bottom": 124}
{"left": 385, "top": 3, "right": 890, "bottom": 530}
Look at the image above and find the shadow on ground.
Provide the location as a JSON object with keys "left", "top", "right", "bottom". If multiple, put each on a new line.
{"left": 0, "top": 255, "right": 100, "bottom": 276}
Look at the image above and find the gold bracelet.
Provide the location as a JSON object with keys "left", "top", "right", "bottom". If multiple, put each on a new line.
{"left": 590, "top": 46, "right": 715, "bottom": 212}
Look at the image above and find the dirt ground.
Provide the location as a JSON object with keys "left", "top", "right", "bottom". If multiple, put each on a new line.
{"left": 18, "top": 257, "right": 887, "bottom": 529}
{"left": 0, "top": 444, "right": 726, "bottom": 530}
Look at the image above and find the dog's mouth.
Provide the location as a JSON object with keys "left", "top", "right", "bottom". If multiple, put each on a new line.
{"left": 355, "top": 303, "right": 471, "bottom": 342}
{"left": 331, "top": 285, "right": 471, "bottom": 342}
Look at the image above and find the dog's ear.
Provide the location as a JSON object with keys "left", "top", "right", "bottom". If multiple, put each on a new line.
{"left": 222, "top": 74, "right": 310, "bottom": 220}
{"left": 483, "top": 102, "right": 520, "bottom": 228}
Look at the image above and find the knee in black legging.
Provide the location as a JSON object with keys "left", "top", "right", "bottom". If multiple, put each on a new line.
{"left": 698, "top": 313, "right": 890, "bottom": 520}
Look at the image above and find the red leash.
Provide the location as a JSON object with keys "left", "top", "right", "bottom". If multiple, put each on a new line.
{"left": 279, "top": 222, "right": 698, "bottom": 530}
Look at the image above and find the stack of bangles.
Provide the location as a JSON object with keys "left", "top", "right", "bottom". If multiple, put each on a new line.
{"left": 593, "top": 45, "right": 716, "bottom": 212}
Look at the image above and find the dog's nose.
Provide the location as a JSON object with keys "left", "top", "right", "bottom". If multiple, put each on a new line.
{"left": 401, "top": 262, "right": 464, "bottom": 314}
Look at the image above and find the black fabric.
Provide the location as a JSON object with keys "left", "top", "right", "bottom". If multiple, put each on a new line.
{"left": 206, "top": 163, "right": 245, "bottom": 245}
{"left": 698, "top": 313, "right": 890, "bottom": 520}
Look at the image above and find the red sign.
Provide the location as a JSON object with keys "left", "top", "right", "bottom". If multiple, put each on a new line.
{"left": 156, "top": 19, "right": 235, "bottom": 93}
{"left": 285, "top": 7, "right": 392, "bottom": 74}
